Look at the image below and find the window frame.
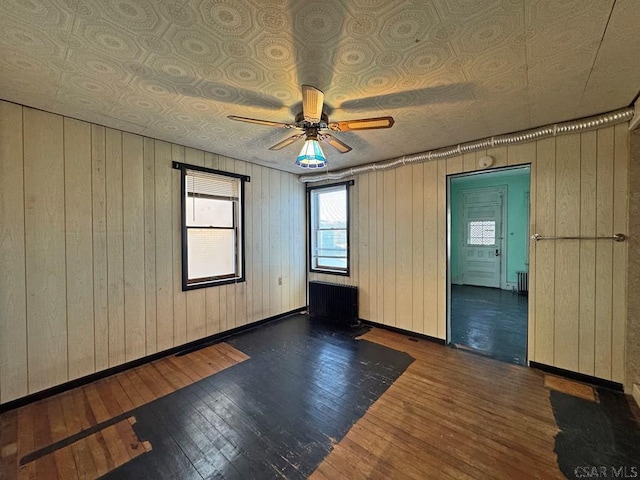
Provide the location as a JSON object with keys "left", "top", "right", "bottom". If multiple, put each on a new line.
{"left": 307, "top": 180, "right": 353, "bottom": 276}
{"left": 173, "top": 161, "right": 249, "bottom": 291}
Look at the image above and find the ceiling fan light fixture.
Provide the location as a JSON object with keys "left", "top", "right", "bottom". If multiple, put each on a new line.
{"left": 296, "top": 138, "right": 327, "bottom": 169}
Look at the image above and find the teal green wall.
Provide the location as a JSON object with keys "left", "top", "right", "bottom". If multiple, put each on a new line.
{"left": 450, "top": 168, "right": 530, "bottom": 287}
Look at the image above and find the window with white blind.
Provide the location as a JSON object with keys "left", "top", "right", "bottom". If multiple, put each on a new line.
{"left": 308, "top": 181, "right": 352, "bottom": 275}
{"left": 174, "top": 162, "right": 248, "bottom": 290}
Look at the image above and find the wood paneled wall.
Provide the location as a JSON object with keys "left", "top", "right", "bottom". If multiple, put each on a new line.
{"left": 627, "top": 128, "right": 640, "bottom": 392}
{"left": 309, "top": 124, "right": 629, "bottom": 385}
{"left": 0, "top": 101, "right": 306, "bottom": 404}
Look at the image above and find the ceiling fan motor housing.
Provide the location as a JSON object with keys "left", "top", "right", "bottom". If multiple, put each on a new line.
{"left": 294, "top": 111, "right": 328, "bottom": 130}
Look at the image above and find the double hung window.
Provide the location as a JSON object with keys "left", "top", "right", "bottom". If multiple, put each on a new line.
{"left": 308, "top": 182, "right": 352, "bottom": 275}
{"left": 175, "top": 162, "right": 247, "bottom": 290}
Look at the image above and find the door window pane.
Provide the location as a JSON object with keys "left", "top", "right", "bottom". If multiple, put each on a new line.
{"left": 468, "top": 221, "right": 496, "bottom": 245}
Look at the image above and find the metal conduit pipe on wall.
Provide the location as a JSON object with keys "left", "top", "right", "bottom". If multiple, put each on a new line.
{"left": 298, "top": 107, "right": 634, "bottom": 183}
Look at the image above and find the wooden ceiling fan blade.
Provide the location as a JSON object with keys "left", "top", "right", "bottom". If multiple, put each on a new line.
{"left": 319, "top": 134, "right": 352, "bottom": 153}
{"left": 228, "top": 115, "right": 293, "bottom": 128}
{"left": 301, "top": 85, "right": 324, "bottom": 123}
{"left": 269, "top": 133, "right": 305, "bottom": 150}
{"left": 328, "top": 116, "right": 395, "bottom": 132}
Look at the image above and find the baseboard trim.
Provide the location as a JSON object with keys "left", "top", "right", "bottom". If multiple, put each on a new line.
{"left": 529, "top": 361, "right": 624, "bottom": 392}
{"left": 359, "top": 319, "right": 447, "bottom": 345}
{"left": 0, "top": 307, "right": 306, "bottom": 413}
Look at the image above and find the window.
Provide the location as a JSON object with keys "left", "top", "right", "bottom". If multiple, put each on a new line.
{"left": 467, "top": 220, "right": 496, "bottom": 245}
{"left": 308, "top": 181, "right": 352, "bottom": 275}
{"left": 174, "top": 162, "right": 248, "bottom": 290}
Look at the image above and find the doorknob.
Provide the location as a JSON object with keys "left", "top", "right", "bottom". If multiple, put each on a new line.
{"left": 495, "top": 249, "right": 500, "bottom": 256}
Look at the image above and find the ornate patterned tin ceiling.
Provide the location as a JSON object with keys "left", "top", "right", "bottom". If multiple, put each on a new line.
{"left": 1, "top": 0, "right": 639, "bottom": 173}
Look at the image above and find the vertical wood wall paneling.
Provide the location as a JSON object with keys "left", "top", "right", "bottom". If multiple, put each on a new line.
{"left": 291, "top": 175, "right": 300, "bottom": 309}
{"left": 0, "top": 101, "right": 27, "bottom": 402}
{"left": 122, "top": 133, "right": 146, "bottom": 362}
{"left": 395, "top": 166, "right": 413, "bottom": 331}
{"left": 423, "top": 160, "right": 439, "bottom": 337}
{"left": 23, "top": 108, "right": 68, "bottom": 392}
{"left": 143, "top": 138, "right": 157, "bottom": 354}
{"left": 105, "top": 127, "right": 124, "bottom": 367}
{"left": 358, "top": 174, "right": 370, "bottom": 320}
{"left": 553, "top": 135, "right": 581, "bottom": 371}
{"left": 279, "top": 169, "right": 290, "bottom": 311}
{"left": 155, "top": 141, "right": 174, "bottom": 351}
{"left": 366, "top": 173, "right": 377, "bottom": 322}
{"left": 294, "top": 175, "right": 305, "bottom": 310}
{"left": 184, "top": 148, "right": 206, "bottom": 341}
{"left": 0, "top": 104, "right": 306, "bottom": 402}
{"left": 383, "top": 169, "right": 396, "bottom": 326}
{"left": 463, "top": 152, "right": 476, "bottom": 172}
{"left": 507, "top": 144, "right": 522, "bottom": 167}
{"left": 64, "top": 118, "right": 95, "bottom": 380}
{"left": 2, "top": 99, "right": 631, "bottom": 400}
{"left": 269, "top": 169, "right": 281, "bottom": 318}
{"left": 306, "top": 127, "right": 627, "bottom": 383}
{"left": 351, "top": 177, "right": 359, "bottom": 289}
{"left": 595, "top": 127, "right": 615, "bottom": 379}
{"left": 92, "top": 125, "right": 109, "bottom": 371}
{"left": 611, "top": 124, "right": 629, "bottom": 383}
{"left": 172, "top": 145, "right": 187, "bottom": 346}
{"left": 412, "top": 163, "right": 425, "bottom": 333}
{"left": 447, "top": 155, "right": 463, "bottom": 175}
{"left": 249, "top": 163, "right": 263, "bottom": 324}
{"left": 291, "top": 173, "right": 301, "bottom": 310}
{"left": 243, "top": 160, "right": 254, "bottom": 324}
{"left": 579, "top": 131, "right": 597, "bottom": 375}
{"left": 534, "top": 138, "right": 556, "bottom": 365}
{"left": 261, "top": 166, "right": 271, "bottom": 322}
{"left": 436, "top": 159, "right": 447, "bottom": 339}
{"left": 375, "top": 172, "right": 385, "bottom": 323}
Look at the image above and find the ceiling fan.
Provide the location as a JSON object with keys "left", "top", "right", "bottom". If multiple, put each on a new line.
{"left": 227, "top": 85, "right": 395, "bottom": 168}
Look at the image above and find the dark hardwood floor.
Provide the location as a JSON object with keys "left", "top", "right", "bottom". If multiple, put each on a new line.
{"left": 2, "top": 313, "right": 639, "bottom": 479}
{"left": 450, "top": 284, "right": 528, "bottom": 365}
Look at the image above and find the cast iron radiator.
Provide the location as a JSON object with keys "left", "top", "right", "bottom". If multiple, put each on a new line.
{"left": 517, "top": 271, "right": 529, "bottom": 294}
{"left": 308, "top": 281, "right": 359, "bottom": 326}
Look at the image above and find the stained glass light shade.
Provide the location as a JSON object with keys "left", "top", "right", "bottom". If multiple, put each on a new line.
{"left": 296, "top": 139, "right": 327, "bottom": 168}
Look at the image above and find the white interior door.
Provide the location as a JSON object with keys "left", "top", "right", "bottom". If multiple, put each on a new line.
{"left": 460, "top": 188, "right": 504, "bottom": 288}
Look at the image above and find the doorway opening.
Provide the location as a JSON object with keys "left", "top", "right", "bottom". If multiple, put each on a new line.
{"left": 447, "top": 166, "right": 530, "bottom": 366}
